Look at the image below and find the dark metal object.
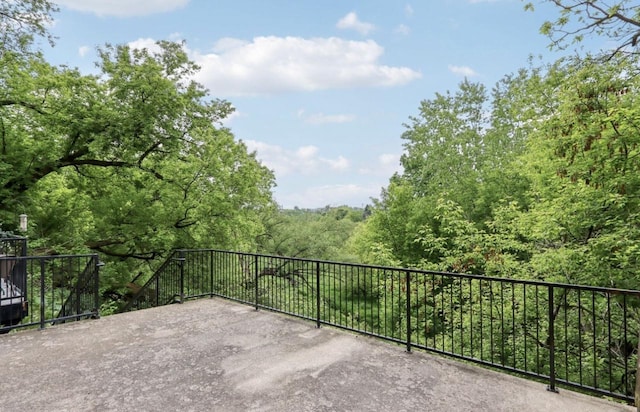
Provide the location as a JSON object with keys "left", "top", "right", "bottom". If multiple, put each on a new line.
{"left": 0, "top": 237, "right": 28, "bottom": 330}
{"left": 547, "top": 286, "right": 557, "bottom": 393}
{"left": 54, "top": 256, "right": 102, "bottom": 324}
{"left": 121, "top": 248, "right": 640, "bottom": 404}
{"left": 0, "top": 252, "right": 100, "bottom": 333}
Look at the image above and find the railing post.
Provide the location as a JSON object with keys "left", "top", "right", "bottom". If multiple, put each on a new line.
{"left": 210, "top": 250, "right": 214, "bottom": 298}
{"left": 179, "top": 250, "right": 186, "bottom": 303}
{"left": 547, "top": 285, "right": 558, "bottom": 393}
{"left": 39, "top": 258, "right": 45, "bottom": 330}
{"left": 316, "top": 261, "right": 321, "bottom": 328}
{"left": 94, "top": 256, "right": 103, "bottom": 319}
{"left": 254, "top": 254, "right": 259, "bottom": 311}
{"left": 155, "top": 273, "right": 160, "bottom": 307}
{"left": 406, "top": 270, "right": 411, "bottom": 352}
{"left": 75, "top": 261, "right": 82, "bottom": 316}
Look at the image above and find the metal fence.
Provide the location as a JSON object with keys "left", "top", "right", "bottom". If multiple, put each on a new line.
{"left": 123, "top": 249, "right": 640, "bottom": 403}
{"left": 0, "top": 242, "right": 101, "bottom": 333}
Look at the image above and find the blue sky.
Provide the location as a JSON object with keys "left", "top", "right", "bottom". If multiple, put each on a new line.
{"left": 43, "top": 0, "right": 601, "bottom": 209}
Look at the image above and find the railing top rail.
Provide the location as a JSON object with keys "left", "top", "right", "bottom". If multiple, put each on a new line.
{"left": 0, "top": 254, "right": 99, "bottom": 260}
{"left": 176, "top": 248, "right": 640, "bottom": 296}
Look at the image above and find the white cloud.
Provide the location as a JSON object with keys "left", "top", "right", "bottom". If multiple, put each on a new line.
{"left": 128, "top": 37, "right": 163, "bottom": 54}
{"left": 395, "top": 24, "right": 410, "bottom": 36}
{"left": 336, "top": 12, "right": 375, "bottom": 36}
{"left": 244, "top": 141, "right": 395, "bottom": 208}
{"left": 213, "top": 37, "right": 249, "bottom": 53}
{"left": 405, "top": 4, "right": 414, "bottom": 16}
{"left": 279, "top": 184, "right": 379, "bottom": 209}
{"left": 191, "top": 36, "right": 420, "bottom": 96}
{"left": 298, "top": 110, "right": 355, "bottom": 125}
{"left": 325, "top": 156, "right": 350, "bottom": 171}
{"left": 379, "top": 153, "right": 400, "bottom": 167}
{"left": 220, "top": 108, "right": 242, "bottom": 127}
{"left": 359, "top": 153, "right": 402, "bottom": 176}
{"left": 56, "top": 0, "right": 189, "bottom": 17}
{"left": 244, "top": 140, "right": 351, "bottom": 177}
{"left": 78, "top": 46, "right": 91, "bottom": 57}
{"left": 448, "top": 64, "right": 479, "bottom": 77}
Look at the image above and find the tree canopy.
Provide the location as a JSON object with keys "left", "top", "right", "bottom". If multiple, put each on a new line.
{"left": 3, "top": 0, "right": 640, "bottom": 312}
{"left": 354, "top": 52, "right": 640, "bottom": 289}
{"left": 0, "top": 2, "right": 277, "bottom": 298}
{"left": 0, "top": 0, "right": 58, "bottom": 56}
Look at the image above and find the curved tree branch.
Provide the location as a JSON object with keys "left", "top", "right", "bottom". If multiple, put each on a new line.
{"left": 0, "top": 99, "right": 48, "bottom": 115}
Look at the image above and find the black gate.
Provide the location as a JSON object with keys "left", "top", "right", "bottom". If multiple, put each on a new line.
{"left": 0, "top": 236, "right": 101, "bottom": 333}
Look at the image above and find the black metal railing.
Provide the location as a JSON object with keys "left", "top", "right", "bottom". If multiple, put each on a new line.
{"left": 123, "top": 249, "right": 640, "bottom": 403}
{"left": 120, "top": 250, "right": 187, "bottom": 312}
{"left": 54, "top": 256, "right": 103, "bottom": 325}
{"left": 0, "top": 253, "right": 101, "bottom": 332}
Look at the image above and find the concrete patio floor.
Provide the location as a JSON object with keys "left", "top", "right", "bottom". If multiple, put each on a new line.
{"left": 0, "top": 298, "right": 634, "bottom": 412}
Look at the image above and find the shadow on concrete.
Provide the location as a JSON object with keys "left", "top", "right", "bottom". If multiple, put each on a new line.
{"left": 0, "top": 298, "right": 634, "bottom": 412}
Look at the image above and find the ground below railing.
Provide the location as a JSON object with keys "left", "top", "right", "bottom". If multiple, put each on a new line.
{"left": 3, "top": 298, "right": 632, "bottom": 412}
{"left": 123, "top": 249, "right": 640, "bottom": 405}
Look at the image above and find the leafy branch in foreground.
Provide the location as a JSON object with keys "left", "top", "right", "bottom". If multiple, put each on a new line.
{"left": 526, "top": 0, "right": 640, "bottom": 58}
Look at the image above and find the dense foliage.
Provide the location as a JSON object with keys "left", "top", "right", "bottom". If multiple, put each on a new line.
{"left": 256, "top": 206, "right": 365, "bottom": 261}
{"left": 0, "top": 2, "right": 275, "bottom": 299}
{"left": 353, "top": 54, "right": 640, "bottom": 291}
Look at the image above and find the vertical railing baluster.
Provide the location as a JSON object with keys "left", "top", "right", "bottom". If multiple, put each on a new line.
{"left": 179, "top": 250, "right": 185, "bottom": 304}
{"left": 500, "top": 281, "right": 505, "bottom": 366}
{"left": 490, "top": 281, "right": 494, "bottom": 364}
{"left": 316, "top": 261, "right": 321, "bottom": 328}
{"left": 564, "top": 290, "right": 568, "bottom": 383}
{"left": 94, "top": 256, "right": 102, "bottom": 318}
{"left": 523, "top": 285, "right": 527, "bottom": 372}
{"left": 210, "top": 250, "right": 214, "bottom": 298}
{"left": 592, "top": 291, "right": 597, "bottom": 390}
{"left": 623, "top": 294, "right": 628, "bottom": 395}
{"left": 577, "top": 289, "right": 582, "bottom": 386}
{"left": 469, "top": 278, "right": 473, "bottom": 358}
{"left": 406, "top": 270, "right": 411, "bottom": 352}
{"left": 479, "top": 279, "right": 483, "bottom": 360}
{"left": 536, "top": 285, "right": 540, "bottom": 376}
{"left": 607, "top": 293, "right": 612, "bottom": 393}
{"left": 450, "top": 276, "right": 454, "bottom": 353}
{"left": 39, "top": 258, "right": 45, "bottom": 330}
{"left": 548, "top": 285, "right": 557, "bottom": 393}
{"left": 254, "top": 254, "right": 259, "bottom": 310}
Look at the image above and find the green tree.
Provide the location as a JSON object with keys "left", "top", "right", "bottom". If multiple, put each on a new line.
{"left": 0, "top": 41, "right": 275, "bottom": 290}
{"left": 354, "top": 75, "right": 534, "bottom": 268}
{"left": 514, "top": 54, "right": 640, "bottom": 287}
{"left": 401, "top": 79, "right": 487, "bottom": 207}
{"left": 0, "top": 0, "right": 57, "bottom": 56}
{"left": 0, "top": 0, "right": 275, "bottom": 303}
{"left": 257, "top": 207, "right": 360, "bottom": 261}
